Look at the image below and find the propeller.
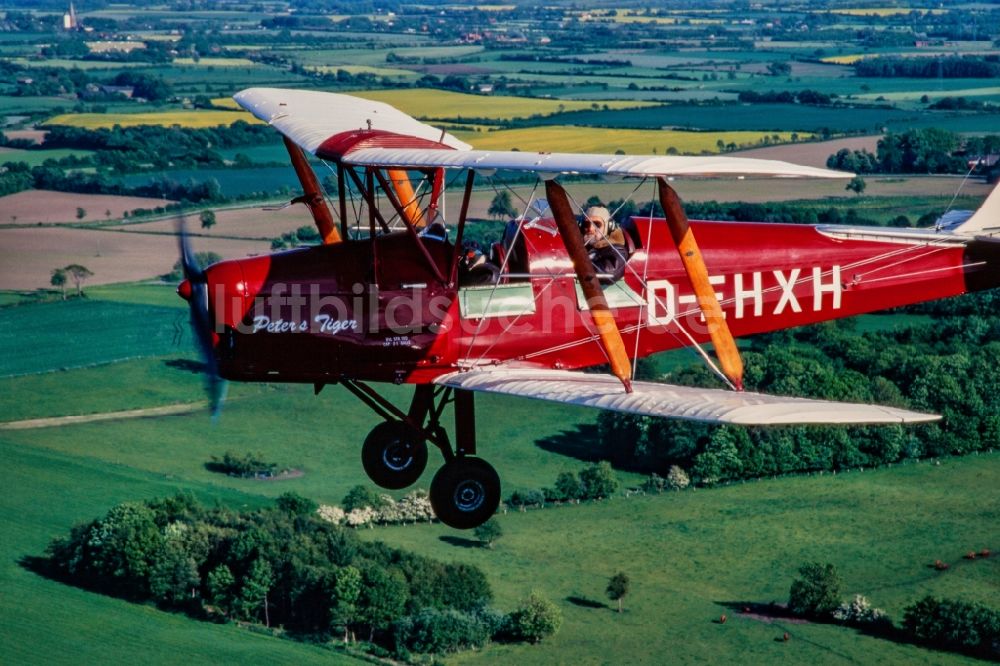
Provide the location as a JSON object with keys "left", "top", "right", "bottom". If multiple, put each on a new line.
{"left": 176, "top": 220, "right": 227, "bottom": 419}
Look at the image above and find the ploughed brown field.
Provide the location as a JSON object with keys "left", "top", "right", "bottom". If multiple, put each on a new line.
{"left": 0, "top": 190, "right": 175, "bottom": 225}
{"left": 735, "top": 135, "right": 881, "bottom": 168}
{"left": 117, "top": 205, "right": 315, "bottom": 239}
{"left": 0, "top": 226, "right": 270, "bottom": 290}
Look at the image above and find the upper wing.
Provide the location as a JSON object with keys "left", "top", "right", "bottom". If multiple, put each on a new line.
{"left": 234, "top": 87, "right": 849, "bottom": 179}
{"left": 233, "top": 87, "right": 472, "bottom": 157}
{"left": 434, "top": 368, "right": 938, "bottom": 425}
{"left": 343, "top": 148, "right": 850, "bottom": 179}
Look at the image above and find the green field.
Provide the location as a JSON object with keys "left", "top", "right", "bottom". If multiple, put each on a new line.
{"left": 0, "top": 298, "right": 186, "bottom": 378}
{"left": 365, "top": 457, "right": 999, "bottom": 664}
{"left": 0, "top": 286, "right": 997, "bottom": 664}
{"left": 520, "top": 103, "right": 917, "bottom": 133}
{"left": 119, "top": 165, "right": 300, "bottom": 196}
{"left": 0, "top": 147, "right": 94, "bottom": 167}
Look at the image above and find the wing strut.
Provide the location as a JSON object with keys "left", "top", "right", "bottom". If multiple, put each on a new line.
{"left": 386, "top": 169, "right": 426, "bottom": 228}
{"left": 282, "top": 136, "right": 341, "bottom": 244}
{"left": 657, "top": 177, "right": 744, "bottom": 390}
{"left": 546, "top": 179, "right": 633, "bottom": 393}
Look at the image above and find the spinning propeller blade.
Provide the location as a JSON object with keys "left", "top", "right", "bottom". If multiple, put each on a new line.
{"left": 176, "top": 220, "right": 227, "bottom": 419}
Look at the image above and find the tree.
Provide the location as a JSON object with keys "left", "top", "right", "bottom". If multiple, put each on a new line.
{"left": 199, "top": 209, "right": 216, "bottom": 229}
{"left": 473, "top": 518, "right": 503, "bottom": 548}
{"left": 165, "top": 251, "right": 221, "bottom": 281}
{"left": 238, "top": 558, "right": 274, "bottom": 626}
{"left": 341, "top": 485, "right": 384, "bottom": 512}
{"left": 606, "top": 572, "right": 630, "bottom": 613}
{"left": 50, "top": 268, "right": 67, "bottom": 300}
{"left": 789, "top": 562, "right": 842, "bottom": 618}
{"left": 63, "top": 264, "right": 93, "bottom": 297}
{"left": 579, "top": 461, "right": 619, "bottom": 499}
{"left": 903, "top": 596, "right": 1000, "bottom": 657}
{"left": 149, "top": 541, "right": 199, "bottom": 606}
{"left": 553, "top": 471, "right": 583, "bottom": 501}
{"left": 331, "top": 565, "right": 362, "bottom": 642}
{"left": 358, "top": 565, "right": 408, "bottom": 642}
{"left": 275, "top": 491, "right": 317, "bottom": 515}
{"left": 846, "top": 176, "right": 867, "bottom": 196}
{"left": 767, "top": 61, "right": 792, "bottom": 76}
{"left": 507, "top": 592, "right": 562, "bottom": 643}
{"left": 488, "top": 190, "right": 517, "bottom": 220}
{"left": 76, "top": 207, "right": 86, "bottom": 220}
{"left": 207, "top": 564, "right": 236, "bottom": 616}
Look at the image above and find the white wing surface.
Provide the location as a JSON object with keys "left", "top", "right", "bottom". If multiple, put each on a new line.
{"left": 234, "top": 88, "right": 850, "bottom": 179}
{"left": 434, "top": 368, "right": 938, "bottom": 425}
{"left": 344, "top": 148, "right": 851, "bottom": 179}
{"left": 233, "top": 87, "right": 472, "bottom": 154}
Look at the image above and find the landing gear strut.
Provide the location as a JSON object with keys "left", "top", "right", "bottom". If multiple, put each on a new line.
{"left": 341, "top": 380, "right": 500, "bottom": 529}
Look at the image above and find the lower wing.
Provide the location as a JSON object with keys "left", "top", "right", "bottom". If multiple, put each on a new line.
{"left": 434, "top": 368, "right": 938, "bottom": 426}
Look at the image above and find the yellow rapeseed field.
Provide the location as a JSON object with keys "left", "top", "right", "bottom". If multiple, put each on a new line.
{"left": 352, "top": 89, "right": 657, "bottom": 121}
{"left": 821, "top": 54, "right": 868, "bottom": 64}
{"left": 453, "top": 126, "right": 810, "bottom": 154}
{"left": 44, "top": 111, "right": 263, "bottom": 129}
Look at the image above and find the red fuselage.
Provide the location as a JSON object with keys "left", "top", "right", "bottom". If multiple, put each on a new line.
{"left": 200, "top": 217, "right": 1000, "bottom": 385}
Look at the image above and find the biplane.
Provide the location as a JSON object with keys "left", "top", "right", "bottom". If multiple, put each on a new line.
{"left": 175, "top": 87, "right": 1000, "bottom": 529}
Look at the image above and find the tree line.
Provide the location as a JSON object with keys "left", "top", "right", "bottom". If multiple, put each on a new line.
{"left": 827, "top": 128, "right": 1000, "bottom": 175}
{"left": 788, "top": 562, "right": 999, "bottom": 660}
{"left": 855, "top": 55, "right": 1000, "bottom": 78}
{"left": 598, "top": 290, "right": 1000, "bottom": 485}
{"left": 39, "top": 493, "right": 561, "bottom": 657}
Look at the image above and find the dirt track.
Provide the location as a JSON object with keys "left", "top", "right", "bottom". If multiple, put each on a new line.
{"left": 0, "top": 402, "right": 205, "bottom": 430}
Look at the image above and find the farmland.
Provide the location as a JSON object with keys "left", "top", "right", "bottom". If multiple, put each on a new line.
{"left": 0, "top": 284, "right": 996, "bottom": 663}
{"left": 453, "top": 125, "right": 808, "bottom": 154}
{"left": 0, "top": 225, "right": 271, "bottom": 290}
{"left": 0, "top": 190, "right": 175, "bottom": 224}
{"left": 353, "top": 88, "right": 657, "bottom": 121}
{"left": 44, "top": 111, "right": 264, "bottom": 129}
{"left": 3, "top": 0, "right": 1000, "bottom": 663}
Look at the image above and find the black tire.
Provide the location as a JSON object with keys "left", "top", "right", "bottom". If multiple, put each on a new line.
{"left": 361, "top": 421, "right": 428, "bottom": 490}
{"left": 429, "top": 457, "right": 501, "bottom": 530}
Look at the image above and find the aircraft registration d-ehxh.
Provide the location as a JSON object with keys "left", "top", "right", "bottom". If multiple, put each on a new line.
{"left": 175, "top": 87, "right": 1000, "bottom": 529}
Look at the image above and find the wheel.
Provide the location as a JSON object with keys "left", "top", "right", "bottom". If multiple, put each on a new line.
{"left": 429, "top": 457, "right": 501, "bottom": 530}
{"left": 361, "top": 421, "right": 428, "bottom": 490}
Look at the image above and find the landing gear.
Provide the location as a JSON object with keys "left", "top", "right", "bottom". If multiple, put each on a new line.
{"left": 429, "top": 457, "right": 501, "bottom": 530}
{"left": 361, "top": 421, "right": 428, "bottom": 489}
{"left": 341, "top": 380, "right": 500, "bottom": 529}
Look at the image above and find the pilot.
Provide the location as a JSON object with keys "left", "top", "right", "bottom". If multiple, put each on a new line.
{"left": 581, "top": 205, "right": 627, "bottom": 282}
{"left": 458, "top": 240, "right": 500, "bottom": 286}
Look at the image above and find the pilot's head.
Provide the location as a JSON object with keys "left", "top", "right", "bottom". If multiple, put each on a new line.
{"left": 461, "top": 240, "right": 484, "bottom": 268}
{"left": 582, "top": 206, "right": 612, "bottom": 238}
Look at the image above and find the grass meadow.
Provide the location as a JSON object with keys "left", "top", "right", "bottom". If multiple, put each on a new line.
{"left": 0, "top": 285, "right": 996, "bottom": 664}
{"left": 0, "top": 147, "right": 94, "bottom": 167}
